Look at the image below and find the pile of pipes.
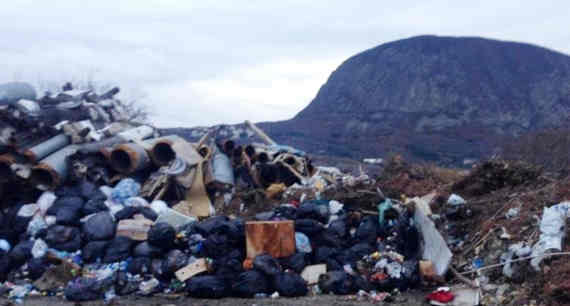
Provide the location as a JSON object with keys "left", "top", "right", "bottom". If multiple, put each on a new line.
{"left": 0, "top": 81, "right": 314, "bottom": 217}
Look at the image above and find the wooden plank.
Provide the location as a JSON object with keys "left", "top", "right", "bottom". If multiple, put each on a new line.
{"left": 245, "top": 220, "right": 295, "bottom": 259}
{"left": 175, "top": 258, "right": 208, "bottom": 282}
{"left": 116, "top": 218, "right": 153, "bottom": 241}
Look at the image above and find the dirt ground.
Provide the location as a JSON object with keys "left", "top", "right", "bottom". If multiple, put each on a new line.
{"left": 1, "top": 291, "right": 429, "bottom": 306}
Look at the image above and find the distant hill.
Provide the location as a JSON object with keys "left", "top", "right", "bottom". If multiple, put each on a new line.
{"left": 167, "top": 35, "right": 570, "bottom": 165}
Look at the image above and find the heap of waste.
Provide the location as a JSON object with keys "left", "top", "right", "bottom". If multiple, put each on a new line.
{"left": 0, "top": 81, "right": 493, "bottom": 305}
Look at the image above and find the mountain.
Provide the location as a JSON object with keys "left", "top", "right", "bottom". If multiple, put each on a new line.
{"left": 256, "top": 35, "right": 570, "bottom": 165}
{"left": 166, "top": 35, "right": 570, "bottom": 165}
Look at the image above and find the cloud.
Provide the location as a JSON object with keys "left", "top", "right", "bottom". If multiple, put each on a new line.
{"left": 0, "top": 1, "right": 568, "bottom": 127}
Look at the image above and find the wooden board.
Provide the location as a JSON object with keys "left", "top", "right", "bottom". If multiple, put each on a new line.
{"left": 245, "top": 220, "right": 295, "bottom": 259}
{"left": 116, "top": 218, "right": 153, "bottom": 241}
{"left": 175, "top": 258, "right": 208, "bottom": 281}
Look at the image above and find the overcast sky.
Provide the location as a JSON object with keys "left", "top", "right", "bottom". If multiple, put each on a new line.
{"left": 1, "top": 1, "right": 569, "bottom": 127}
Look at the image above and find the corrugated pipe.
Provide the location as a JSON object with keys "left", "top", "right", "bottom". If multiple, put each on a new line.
{"left": 30, "top": 145, "right": 77, "bottom": 190}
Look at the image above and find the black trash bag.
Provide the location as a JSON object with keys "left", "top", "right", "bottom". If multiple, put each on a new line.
{"left": 164, "top": 249, "right": 188, "bottom": 274}
{"left": 10, "top": 204, "right": 33, "bottom": 234}
{"left": 296, "top": 202, "right": 329, "bottom": 223}
{"left": 253, "top": 253, "right": 282, "bottom": 276}
{"left": 354, "top": 274, "right": 374, "bottom": 292}
{"left": 272, "top": 272, "right": 308, "bottom": 297}
{"left": 279, "top": 253, "right": 307, "bottom": 273}
{"left": 114, "top": 207, "right": 138, "bottom": 221}
{"left": 202, "top": 233, "right": 231, "bottom": 259}
{"left": 211, "top": 249, "right": 244, "bottom": 282}
{"left": 397, "top": 224, "right": 421, "bottom": 259}
{"left": 151, "top": 258, "right": 173, "bottom": 282}
{"left": 139, "top": 207, "right": 158, "bottom": 221}
{"left": 312, "top": 230, "right": 342, "bottom": 248}
{"left": 78, "top": 180, "right": 99, "bottom": 199}
{"left": 186, "top": 275, "right": 229, "bottom": 299}
{"left": 115, "top": 271, "right": 140, "bottom": 296}
{"left": 54, "top": 185, "right": 82, "bottom": 198}
{"left": 133, "top": 242, "right": 163, "bottom": 258}
{"left": 295, "top": 219, "right": 324, "bottom": 236}
{"left": 232, "top": 270, "right": 271, "bottom": 297}
{"left": 356, "top": 216, "right": 378, "bottom": 244}
{"left": 45, "top": 225, "right": 82, "bottom": 252}
{"left": 8, "top": 240, "right": 34, "bottom": 266}
{"left": 327, "top": 218, "right": 347, "bottom": 239}
{"left": 147, "top": 222, "right": 175, "bottom": 249}
{"left": 318, "top": 271, "right": 356, "bottom": 295}
{"left": 82, "top": 241, "right": 109, "bottom": 263}
{"left": 82, "top": 212, "right": 116, "bottom": 241}
{"left": 82, "top": 197, "right": 108, "bottom": 216}
{"left": 26, "top": 257, "right": 48, "bottom": 280}
{"left": 313, "top": 246, "right": 339, "bottom": 264}
{"left": 400, "top": 260, "right": 420, "bottom": 290}
{"left": 337, "top": 243, "right": 373, "bottom": 265}
{"left": 0, "top": 255, "right": 11, "bottom": 281}
{"left": 194, "top": 216, "right": 230, "bottom": 236}
{"left": 103, "top": 236, "right": 134, "bottom": 263}
{"left": 273, "top": 205, "right": 297, "bottom": 220}
{"left": 127, "top": 257, "right": 152, "bottom": 275}
{"left": 326, "top": 258, "right": 343, "bottom": 271}
{"left": 64, "top": 276, "right": 114, "bottom": 301}
{"left": 56, "top": 207, "right": 83, "bottom": 226}
{"left": 47, "top": 196, "right": 84, "bottom": 226}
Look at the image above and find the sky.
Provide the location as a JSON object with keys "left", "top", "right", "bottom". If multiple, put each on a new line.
{"left": 1, "top": 1, "right": 569, "bottom": 127}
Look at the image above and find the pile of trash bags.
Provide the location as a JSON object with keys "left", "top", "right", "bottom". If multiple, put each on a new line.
{"left": 0, "top": 81, "right": 435, "bottom": 303}
{"left": 0, "top": 178, "right": 423, "bottom": 302}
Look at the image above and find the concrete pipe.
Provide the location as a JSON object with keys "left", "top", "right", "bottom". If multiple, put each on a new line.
{"left": 109, "top": 143, "right": 150, "bottom": 174}
{"left": 22, "top": 134, "right": 70, "bottom": 163}
{"left": 30, "top": 145, "right": 77, "bottom": 190}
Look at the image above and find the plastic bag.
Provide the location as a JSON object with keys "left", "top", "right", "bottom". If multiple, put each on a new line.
{"left": 280, "top": 253, "right": 307, "bottom": 273}
{"left": 164, "top": 249, "right": 188, "bottom": 274}
{"left": 272, "top": 272, "right": 308, "bottom": 297}
{"left": 64, "top": 277, "right": 113, "bottom": 301}
{"left": 82, "top": 241, "right": 110, "bottom": 263}
{"left": 531, "top": 202, "right": 570, "bottom": 270}
{"left": 253, "top": 253, "right": 282, "bottom": 276}
{"left": 127, "top": 257, "right": 152, "bottom": 275}
{"left": 447, "top": 194, "right": 466, "bottom": 206}
{"left": 111, "top": 178, "right": 141, "bottom": 205}
{"left": 133, "top": 242, "right": 163, "bottom": 258}
{"left": 295, "top": 232, "right": 312, "bottom": 253}
{"left": 295, "top": 219, "right": 324, "bottom": 236}
{"left": 82, "top": 212, "right": 116, "bottom": 241}
{"left": 37, "top": 191, "right": 57, "bottom": 215}
{"left": 232, "top": 270, "right": 271, "bottom": 297}
{"left": 186, "top": 275, "right": 229, "bottom": 298}
{"left": 45, "top": 225, "right": 82, "bottom": 252}
{"left": 318, "top": 271, "right": 356, "bottom": 295}
{"left": 147, "top": 222, "right": 175, "bottom": 249}
{"left": 103, "top": 236, "right": 134, "bottom": 263}
{"left": 356, "top": 216, "right": 378, "bottom": 244}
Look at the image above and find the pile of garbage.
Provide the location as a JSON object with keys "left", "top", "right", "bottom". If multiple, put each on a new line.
{"left": 0, "top": 81, "right": 467, "bottom": 304}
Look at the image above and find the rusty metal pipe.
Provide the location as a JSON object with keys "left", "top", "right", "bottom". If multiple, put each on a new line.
{"left": 109, "top": 143, "right": 150, "bottom": 174}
